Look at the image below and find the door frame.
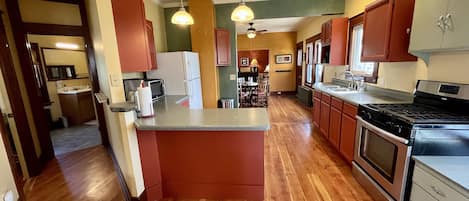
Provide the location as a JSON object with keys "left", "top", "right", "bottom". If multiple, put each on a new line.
{"left": 0, "top": 11, "right": 43, "bottom": 177}
{"left": 5, "top": 0, "right": 109, "bottom": 176}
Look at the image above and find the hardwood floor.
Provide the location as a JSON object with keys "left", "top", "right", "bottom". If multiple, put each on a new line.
{"left": 164, "top": 96, "right": 373, "bottom": 201}
{"left": 24, "top": 146, "right": 125, "bottom": 201}
{"left": 265, "top": 95, "right": 372, "bottom": 201}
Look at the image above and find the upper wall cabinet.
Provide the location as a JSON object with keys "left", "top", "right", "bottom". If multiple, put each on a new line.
{"left": 409, "top": 0, "right": 469, "bottom": 64}
{"left": 362, "top": 0, "right": 417, "bottom": 62}
{"left": 215, "top": 29, "right": 231, "bottom": 66}
{"left": 321, "top": 17, "right": 348, "bottom": 65}
{"left": 111, "top": 0, "right": 156, "bottom": 72}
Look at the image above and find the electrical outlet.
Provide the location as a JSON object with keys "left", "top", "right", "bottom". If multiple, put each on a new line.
{"left": 229, "top": 74, "right": 236, "bottom": 81}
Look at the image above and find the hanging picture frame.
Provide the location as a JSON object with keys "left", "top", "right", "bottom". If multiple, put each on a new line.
{"left": 275, "top": 54, "right": 292, "bottom": 64}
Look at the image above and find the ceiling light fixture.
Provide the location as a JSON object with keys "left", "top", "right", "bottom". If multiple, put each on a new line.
{"left": 55, "top": 42, "right": 79, "bottom": 50}
{"left": 246, "top": 22, "right": 256, "bottom": 39}
{"left": 171, "top": 0, "right": 194, "bottom": 25}
{"left": 231, "top": 0, "right": 254, "bottom": 22}
{"left": 247, "top": 30, "right": 256, "bottom": 39}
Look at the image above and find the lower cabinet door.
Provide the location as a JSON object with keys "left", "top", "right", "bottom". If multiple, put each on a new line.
{"left": 313, "top": 97, "right": 321, "bottom": 128}
{"left": 319, "top": 101, "right": 330, "bottom": 137}
{"left": 329, "top": 106, "right": 342, "bottom": 149}
{"left": 339, "top": 113, "right": 357, "bottom": 163}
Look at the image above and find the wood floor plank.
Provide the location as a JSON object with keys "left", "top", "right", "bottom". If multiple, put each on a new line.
{"left": 24, "top": 146, "right": 126, "bottom": 201}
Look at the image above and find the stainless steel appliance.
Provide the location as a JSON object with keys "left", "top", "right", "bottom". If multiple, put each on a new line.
{"left": 353, "top": 80, "right": 469, "bottom": 201}
{"left": 123, "top": 78, "right": 165, "bottom": 102}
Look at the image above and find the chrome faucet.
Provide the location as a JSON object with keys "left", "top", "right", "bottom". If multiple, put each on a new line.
{"left": 338, "top": 71, "right": 365, "bottom": 91}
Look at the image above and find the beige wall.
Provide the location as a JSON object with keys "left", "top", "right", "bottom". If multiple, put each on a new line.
{"left": 238, "top": 32, "right": 297, "bottom": 92}
{"left": 86, "top": 0, "right": 165, "bottom": 197}
{"left": 19, "top": 0, "right": 82, "bottom": 25}
{"left": 0, "top": 135, "right": 19, "bottom": 201}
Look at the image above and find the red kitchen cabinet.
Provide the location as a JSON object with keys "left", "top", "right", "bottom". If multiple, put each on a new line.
{"left": 111, "top": 0, "right": 155, "bottom": 72}
{"left": 339, "top": 104, "right": 358, "bottom": 164}
{"left": 320, "top": 18, "right": 348, "bottom": 65}
{"left": 313, "top": 97, "right": 321, "bottom": 128}
{"left": 329, "top": 97, "right": 343, "bottom": 149}
{"left": 319, "top": 100, "right": 330, "bottom": 138}
{"left": 362, "top": 0, "right": 417, "bottom": 62}
{"left": 215, "top": 29, "right": 231, "bottom": 66}
{"left": 146, "top": 20, "right": 157, "bottom": 70}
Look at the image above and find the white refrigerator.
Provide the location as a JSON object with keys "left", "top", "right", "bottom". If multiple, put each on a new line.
{"left": 146, "top": 51, "right": 203, "bottom": 109}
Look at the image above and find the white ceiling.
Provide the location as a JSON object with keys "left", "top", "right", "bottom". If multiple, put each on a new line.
{"left": 156, "top": 0, "right": 268, "bottom": 8}
{"left": 236, "top": 17, "right": 316, "bottom": 34}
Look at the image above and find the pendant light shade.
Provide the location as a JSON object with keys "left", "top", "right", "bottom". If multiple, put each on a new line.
{"left": 231, "top": 0, "right": 254, "bottom": 22}
{"left": 171, "top": 0, "right": 194, "bottom": 25}
{"left": 247, "top": 30, "right": 256, "bottom": 39}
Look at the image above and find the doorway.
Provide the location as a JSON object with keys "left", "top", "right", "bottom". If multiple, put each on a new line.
{"left": 27, "top": 34, "right": 101, "bottom": 155}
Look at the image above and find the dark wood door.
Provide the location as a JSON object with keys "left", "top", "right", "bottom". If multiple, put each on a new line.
{"left": 362, "top": 0, "right": 393, "bottom": 61}
{"left": 319, "top": 101, "right": 330, "bottom": 137}
{"left": 215, "top": 28, "right": 231, "bottom": 66}
{"left": 340, "top": 113, "right": 357, "bottom": 163}
{"left": 111, "top": 0, "right": 152, "bottom": 72}
{"left": 313, "top": 97, "right": 321, "bottom": 128}
{"left": 146, "top": 20, "right": 157, "bottom": 70}
{"left": 329, "top": 106, "right": 342, "bottom": 149}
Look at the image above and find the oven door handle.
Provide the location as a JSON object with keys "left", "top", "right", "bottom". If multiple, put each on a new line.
{"left": 356, "top": 116, "right": 409, "bottom": 145}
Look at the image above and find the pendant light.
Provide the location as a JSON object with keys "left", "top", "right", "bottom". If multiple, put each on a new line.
{"left": 171, "top": 0, "right": 194, "bottom": 25}
{"left": 231, "top": 0, "right": 254, "bottom": 22}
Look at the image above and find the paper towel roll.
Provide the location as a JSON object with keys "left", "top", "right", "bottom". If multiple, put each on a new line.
{"left": 137, "top": 86, "right": 154, "bottom": 118}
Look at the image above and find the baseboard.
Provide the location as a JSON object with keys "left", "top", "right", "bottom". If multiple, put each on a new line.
{"left": 107, "top": 146, "right": 147, "bottom": 201}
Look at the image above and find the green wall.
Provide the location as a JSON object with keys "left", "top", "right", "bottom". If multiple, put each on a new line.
{"left": 216, "top": 4, "right": 239, "bottom": 106}
{"left": 164, "top": 7, "right": 192, "bottom": 51}
{"left": 164, "top": 0, "right": 345, "bottom": 107}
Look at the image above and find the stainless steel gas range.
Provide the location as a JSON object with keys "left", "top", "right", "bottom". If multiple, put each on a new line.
{"left": 352, "top": 80, "right": 469, "bottom": 201}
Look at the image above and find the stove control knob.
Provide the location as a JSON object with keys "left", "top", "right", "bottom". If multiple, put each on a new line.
{"left": 394, "top": 125, "right": 403, "bottom": 133}
{"left": 367, "top": 112, "right": 372, "bottom": 120}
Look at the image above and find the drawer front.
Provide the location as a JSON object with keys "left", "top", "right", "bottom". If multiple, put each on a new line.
{"left": 321, "top": 93, "right": 331, "bottom": 104}
{"left": 413, "top": 165, "right": 468, "bottom": 201}
{"left": 410, "top": 183, "right": 438, "bottom": 201}
{"left": 342, "top": 102, "right": 358, "bottom": 117}
{"left": 313, "top": 90, "right": 322, "bottom": 99}
{"left": 331, "top": 97, "right": 343, "bottom": 109}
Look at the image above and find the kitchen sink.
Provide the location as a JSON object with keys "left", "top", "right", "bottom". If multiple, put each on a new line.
{"left": 327, "top": 87, "right": 359, "bottom": 93}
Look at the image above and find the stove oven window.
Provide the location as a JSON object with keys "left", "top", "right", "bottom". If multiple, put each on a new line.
{"left": 361, "top": 129, "right": 398, "bottom": 182}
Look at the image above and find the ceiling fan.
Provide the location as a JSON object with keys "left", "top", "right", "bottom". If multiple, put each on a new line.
{"left": 246, "top": 22, "right": 267, "bottom": 39}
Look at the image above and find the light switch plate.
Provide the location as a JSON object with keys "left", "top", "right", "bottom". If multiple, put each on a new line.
{"left": 229, "top": 74, "right": 236, "bottom": 80}
{"left": 110, "top": 74, "right": 122, "bottom": 87}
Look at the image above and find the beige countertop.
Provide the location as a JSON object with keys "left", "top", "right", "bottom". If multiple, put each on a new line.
{"left": 313, "top": 82, "right": 413, "bottom": 106}
{"left": 134, "top": 95, "right": 270, "bottom": 131}
{"left": 413, "top": 156, "right": 469, "bottom": 192}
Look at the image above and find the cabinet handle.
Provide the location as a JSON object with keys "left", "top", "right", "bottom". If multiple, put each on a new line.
{"left": 443, "top": 13, "right": 453, "bottom": 31}
{"left": 430, "top": 185, "right": 446, "bottom": 198}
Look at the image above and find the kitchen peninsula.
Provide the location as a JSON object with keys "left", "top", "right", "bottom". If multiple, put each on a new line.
{"left": 134, "top": 96, "right": 269, "bottom": 201}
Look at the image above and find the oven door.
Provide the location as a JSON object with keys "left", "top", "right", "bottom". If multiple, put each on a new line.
{"left": 354, "top": 117, "right": 412, "bottom": 201}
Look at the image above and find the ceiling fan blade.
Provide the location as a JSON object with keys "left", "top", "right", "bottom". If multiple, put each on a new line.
{"left": 256, "top": 30, "right": 268, "bottom": 33}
